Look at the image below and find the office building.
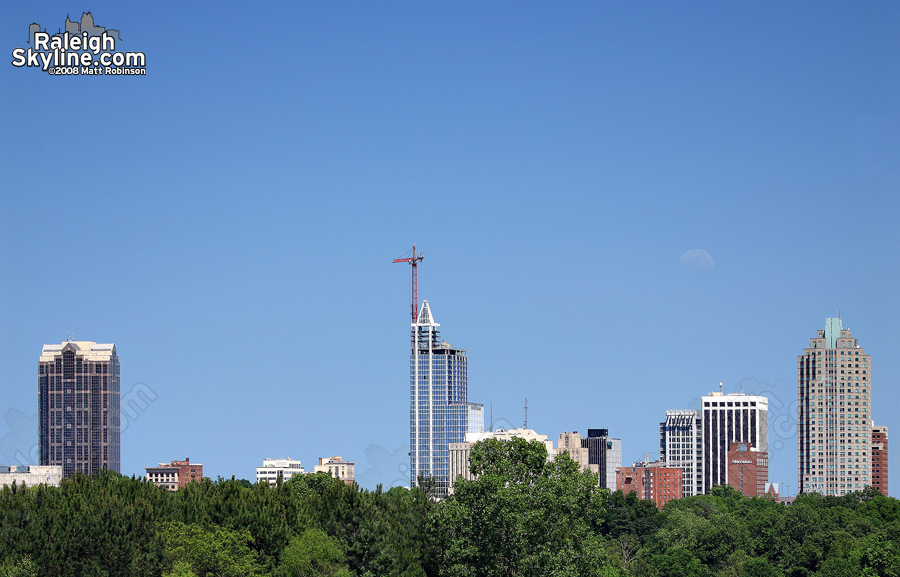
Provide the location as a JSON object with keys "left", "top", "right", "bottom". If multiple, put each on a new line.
{"left": 798, "top": 318, "right": 871, "bottom": 496}
{"left": 872, "top": 425, "right": 888, "bottom": 497}
{"left": 727, "top": 442, "right": 768, "bottom": 497}
{"left": 449, "top": 428, "right": 557, "bottom": 492}
{"left": 409, "top": 300, "right": 475, "bottom": 497}
{"left": 0, "top": 465, "right": 63, "bottom": 488}
{"left": 701, "top": 391, "right": 768, "bottom": 494}
{"left": 617, "top": 461, "right": 682, "bottom": 508}
{"left": 659, "top": 409, "right": 702, "bottom": 497}
{"left": 39, "top": 340, "right": 120, "bottom": 477}
{"left": 145, "top": 458, "right": 203, "bottom": 491}
{"left": 558, "top": 429, "right": 621, "bottom": 489}
{"left": 467, "top": 403, "right": 485, "bottom": 434}
{"left": 256, "top": 458, "right": 305, "bottom": 486}
{"left": 314, "top": 456, "right": 354, "bottom": 484}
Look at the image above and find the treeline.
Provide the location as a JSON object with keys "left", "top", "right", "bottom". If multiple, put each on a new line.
{"left": 1, "top": 438, "right": 899, "bottom": 577}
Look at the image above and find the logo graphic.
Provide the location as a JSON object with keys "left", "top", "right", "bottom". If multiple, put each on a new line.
{"left": 11, "top": 12, "right": 146, "bottom": 76}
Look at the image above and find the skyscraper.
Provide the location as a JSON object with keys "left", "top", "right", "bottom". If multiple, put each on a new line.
{"left": 798, "top": 318, "right": 872, "bottom": 496}
{"left": 39, "top": 340, "right": 120, "bottom": 477}
{"left": 701, "top": 391, "right": 768, "bottom": 494}
{"left": 660, "top": 409, "right": 702, "bottom": 497}
{"left": 409, "top": 300, "right": 470, "bottom": 496}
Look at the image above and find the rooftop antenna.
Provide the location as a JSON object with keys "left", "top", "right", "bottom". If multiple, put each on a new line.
{"left": 524, "top": 397, "right": 528, "bottom": 429}
{"left": 719, "top": 381, "right": 723, "bottom": 394}
{"left": 490, "top": 402, "right": 493, "bottom": 432}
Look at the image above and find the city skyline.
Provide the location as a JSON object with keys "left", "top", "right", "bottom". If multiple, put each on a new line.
{"left": 2, "top": 2, "right": 898, "bottom": 496}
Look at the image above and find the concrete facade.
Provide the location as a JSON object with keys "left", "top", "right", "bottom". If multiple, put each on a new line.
{"left": 660, "top": 409, "right": 702, "bottom": 497}
{"left": 315, "top": 456, "right": 354, "bottom": 484}
{"left": 0, "top": 465, "right": 63, "bottom": 487}
{"left": 798, "top": 318, "right": 872, "bottom": 496}
{"left": 256, "top": 458, "right": 305, "bottom": 486}
{"left": 701, "top": 391, "right": 768, "bottom": 494}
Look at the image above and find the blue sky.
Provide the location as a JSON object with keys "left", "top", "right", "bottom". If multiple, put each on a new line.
{"left": 1, "top": 2, "right": 898, "bottom": 496}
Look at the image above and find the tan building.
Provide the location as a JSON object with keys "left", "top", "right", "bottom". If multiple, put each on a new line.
{"left": 617, "top": 461, "right": 682, "bottom": 508}
{"left": 0, "top": 465, "right": 63, "bottom": 487}
{"left": 872, "top": 425, "right": 888, "bottom": 497}
{"left": 449, "top": 428, "right": 557, "bottom": 493}
{"left": 315, "top": 456, "right": 354, "bottom": 485}
{"left": 798, "top": 318, "right": 872, "bottom": 496}
{"left": 39, "top": 340, "right": 121, "bottom": 477}
{"left": 557, "top": 429, "right": 622, "bottom": 489}
{"left": 145, "top": 458, "right": 203, "bottom": 491}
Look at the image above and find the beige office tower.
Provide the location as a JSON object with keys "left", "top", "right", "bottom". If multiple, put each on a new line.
{"left": 798, "top": 318, "right": 871, "bottom": 496}
{"left": 39, "top": 340, "right": 120, "bottom": 478}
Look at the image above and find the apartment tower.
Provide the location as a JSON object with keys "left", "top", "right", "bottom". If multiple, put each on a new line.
{"left": 39, "top": 340, "right": 120, "bottom": 477}
{"left": 660, "top": 409, "right": 703, "bottom": 497}
{"left": 409, "top": 300, "right": 471, "bottom": 496}
{"left": 798, "top": 318, "right": 871, "bottom": 496}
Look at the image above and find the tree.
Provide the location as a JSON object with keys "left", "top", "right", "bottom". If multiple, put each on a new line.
{"left": 276, "top": 528, "right": 350, "bottom": 577}
{"left": 161, "top": 521, "right": 263, "bottom": 577}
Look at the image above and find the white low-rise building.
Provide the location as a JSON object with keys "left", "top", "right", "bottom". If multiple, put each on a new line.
{"left": 256, "top": 458, "right": 305, "bottom": 486}
{"left": 0, "top": 465, "right": 63, "bottom": 487}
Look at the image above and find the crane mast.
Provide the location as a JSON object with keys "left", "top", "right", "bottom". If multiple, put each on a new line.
{"left": 392, "top": 244, "right": 424, "bottom": 323}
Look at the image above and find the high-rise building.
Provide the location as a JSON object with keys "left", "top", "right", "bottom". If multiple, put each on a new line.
{"left": 872, "top": 425, "right": 888, "bottom": 497}
{"left": 466, "top": 403, "right": 485, "bottom": 434}
{"left": 409, "top": 300, "right": 472, "bottom": 496}
{"left": 659, "top": 409, "right": 702, "bottom": 497}
{"left": 798, "top": 318, "right": 871, "bottom": 496}
{"left": 701, "top": 391, "right": 768, "bottom": 494}
{"left": 39, "top": 340, "right": 120, "bottom": 477}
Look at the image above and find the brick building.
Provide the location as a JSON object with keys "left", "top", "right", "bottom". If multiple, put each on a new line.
{"left": 726, "top": 442, "right": 768, "bottom": 497}
{"left": 872, "top": 425, "right": 888, "bottom": 497}
{"left": 617, "top": 461, "right": 682, "bottom": 508}
{"left": 145, "top": 458, "right": 203, "bottom": 491}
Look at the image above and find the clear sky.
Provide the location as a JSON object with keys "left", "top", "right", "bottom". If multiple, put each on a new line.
{"left": 1, "top": 2, "right": 898, "bottom": 496}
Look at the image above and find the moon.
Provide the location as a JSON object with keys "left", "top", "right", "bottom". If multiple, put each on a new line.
{"left": 680, "top": 249, "right": 715, "bottom": 271}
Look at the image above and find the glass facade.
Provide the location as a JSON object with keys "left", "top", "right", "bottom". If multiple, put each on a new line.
{"left": 39, "top": 341, "right": 120, "bottom": 478}
{"left": 409, "top": 300, "right": 470, "bottom": 497}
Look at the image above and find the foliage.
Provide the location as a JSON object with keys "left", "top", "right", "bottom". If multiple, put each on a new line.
{"left": 0, "top": 450, "right": 898, "bottom": 577}
{"left": 276, "top": 528, "right": 351, "bottom": 577}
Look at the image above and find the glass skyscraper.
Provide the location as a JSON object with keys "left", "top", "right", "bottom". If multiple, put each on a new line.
{"left": 39, "top": 340, "right": 120, "bottom": 477}
{"left": 409, "top": 300, "right": 470, "bottom": 496}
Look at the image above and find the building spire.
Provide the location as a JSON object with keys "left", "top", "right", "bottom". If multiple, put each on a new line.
{"left": 415, "top": 299, "right": 439, "bottom": 327}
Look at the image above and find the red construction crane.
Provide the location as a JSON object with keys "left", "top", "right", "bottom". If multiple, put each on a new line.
{"left": 393, "top": 244, "right": 424, "bottom": 323}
